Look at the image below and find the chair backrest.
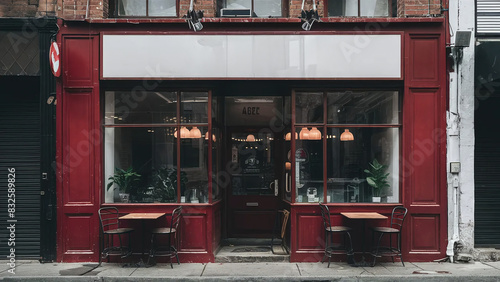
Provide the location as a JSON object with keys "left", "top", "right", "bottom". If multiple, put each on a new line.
{"left": 171, "top": 206, "right": 182, "bottom": 229}
{"left": 98, "top": 207, "right": 121, "bottom": 232}
{"left": 390, "top": 206, "right": 408, "bottom": 232}
{"left": 319, "top": 203, "right": 331, "bottom": 229}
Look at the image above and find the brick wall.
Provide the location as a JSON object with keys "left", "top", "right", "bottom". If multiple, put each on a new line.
{"left": 398, "top": 0, "right": 441, "bottom": 17}
{"left": 1, "top": 0, "right": 442, "bottom": 20}
{"left": 0, "top": 0, "right": 40, "bottom": 17}
{"left": 290, "top": 0, "right": 324, "bottom": 19}
{"left": 57, "top": 0, "right": 107, "bottom": 20}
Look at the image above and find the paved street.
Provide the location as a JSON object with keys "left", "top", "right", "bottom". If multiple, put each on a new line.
{"left": 1, "top": 260, "right": 500, "bottom": 281}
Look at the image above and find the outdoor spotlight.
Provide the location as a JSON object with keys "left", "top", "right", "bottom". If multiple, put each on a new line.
{"left": 186, "top": 0, "right": 204, "bottom": 32}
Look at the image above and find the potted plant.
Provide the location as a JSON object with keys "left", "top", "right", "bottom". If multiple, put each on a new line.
{"left": 152, "top": 166, "right": 187, "bottom": 203}
{"left": 106, "top": 167, "right": 141, "bottom": 203}
{"left": 364, "top": 159, "right": 390, "bottom": 203}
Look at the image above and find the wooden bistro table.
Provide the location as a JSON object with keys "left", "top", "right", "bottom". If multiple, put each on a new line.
{"left": 119, "top": 212, "right": 166, "bottom": 267}
{"left": 341, "top": 212, "right": 388, "bottom": 266}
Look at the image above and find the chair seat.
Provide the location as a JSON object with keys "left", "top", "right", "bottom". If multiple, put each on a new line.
{"left": 326, "top": 226, "right": 352, "bottom": 232}
{"left": 152, "top": 227, "right": 176, "bottom": 234}
{"left": 372, "top": 226, "right": 399, "bottom": 233}
{"left": 103, "top": 227, "right": 134, "bottom": 235}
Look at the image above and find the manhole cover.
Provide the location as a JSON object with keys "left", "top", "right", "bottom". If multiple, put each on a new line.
{"left": 232, "top": 247, "right": 270, "bottom": 253}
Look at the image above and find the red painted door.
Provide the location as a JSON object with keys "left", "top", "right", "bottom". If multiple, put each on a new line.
{"left": 226, "top": 127, "right": 282, "bottom": 238}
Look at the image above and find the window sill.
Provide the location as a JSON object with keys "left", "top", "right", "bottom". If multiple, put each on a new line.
{"left": 86, "top": 17, "right": 444, "bottom": 24}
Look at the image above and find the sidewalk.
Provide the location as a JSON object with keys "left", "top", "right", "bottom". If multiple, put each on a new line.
{"left": 1, "top": 260, "right": 500, "bottom": 281}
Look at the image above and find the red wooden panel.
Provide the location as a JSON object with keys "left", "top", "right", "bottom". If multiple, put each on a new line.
{"left": 63, "top": 215, "right": 93, "bottom": 252}
{"left": 180, "top": 214, "right": 207, "bottom": 251}
{"left": 408, "top": 35, "right": 440, "bottom": 85}
{"left": 232, "top": 211, "right": 275, "bottom": 235}
{"left": 63, "top": 37, "right": 95, "bottom": 88}
{"left": 64, "top": 92, "right": 94, "bottom": 204}
{"left": 212, "top": 205, "right": 222, "bottom": 251}
{"left": 409, "top": 215, "right": 440, "bottom": 252}
{"left": 296, "top": 214, "right": 323, "bottom": 251}
{"left": 410, "top": 90, "right": 440, "bottom": 204}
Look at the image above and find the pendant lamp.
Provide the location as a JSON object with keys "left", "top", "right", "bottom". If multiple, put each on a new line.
{"left": 340, "top": 129, "right": 354, "bottom": 141}
{"left": 246, "top": 134, "right": 256, "bottom": 142}
{"left": 190, "top": 126, "right": 202, "bottom": 138}
{"left": 299, "top": 127, "right": 310, "bottom": 140}
{"left": 309, "top": 127, "right": 322, "bottom": 140}
{"left": 180, "top": 126, "right": 190, "bottom": 138}
{"left": 285, "top": 132, "right": 298, "bottom": 141}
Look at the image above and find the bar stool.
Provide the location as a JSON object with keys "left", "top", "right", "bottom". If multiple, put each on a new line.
{"left": 148, "top": 206, "right": 183, "bottom": 268}
{"left": 98, "top": 207, "right": 135, "bottom": 264}
{"left": 370, "top": 206, "right": 408, "bottom": 266}
{"left": 319, "top": 203, "right": 354, "bottom": 267}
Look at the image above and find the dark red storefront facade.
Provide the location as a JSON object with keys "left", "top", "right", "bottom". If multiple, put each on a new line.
{"left": 55, "top": 17, "right": 448, "bottom": 263}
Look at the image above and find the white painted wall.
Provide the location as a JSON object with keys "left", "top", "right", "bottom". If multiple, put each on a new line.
{"left": 448, "top": 0, "right": 476, "bottom": 259}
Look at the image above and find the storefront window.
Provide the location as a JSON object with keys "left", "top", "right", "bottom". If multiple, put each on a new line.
{"left": 103, "top": 90, "right": 210, "bottom": 204}
{"left": 293, "top": 90, "right": 400, "bottom": 204}
{"left": 294, "top": 127, "right": 324, "bottom": 203}
{"left": 295, "top": 92, "right": 323, "bottom": 124}
{"left": 326, "top": 127, "right": 399, "bottom": 203}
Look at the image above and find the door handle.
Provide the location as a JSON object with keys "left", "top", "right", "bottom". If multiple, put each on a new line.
{"left": 246, "top": 202, "right": 259, "bottom": 207}
{"left": 270, "top": 179, "right": 278, "bottom": 196}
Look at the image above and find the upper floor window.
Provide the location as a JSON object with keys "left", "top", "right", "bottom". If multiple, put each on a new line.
{"left": 327, "top": 0, "right": 396, "bottom": 17}
{"left": 220, "top": 0, "right": 284, "bottom": 17}
{"left": 115, "top": 0, "right": 177, "bottom": 17}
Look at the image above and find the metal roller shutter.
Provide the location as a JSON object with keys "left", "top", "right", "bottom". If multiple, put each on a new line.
{"left": 477, "top": 0, "right": 500, "bottom": 34}
{"left": 0, "top": 78, "right": 41, "bottom": 258}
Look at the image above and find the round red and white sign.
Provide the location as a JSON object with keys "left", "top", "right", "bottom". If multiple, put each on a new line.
{"left": 49, "top": 41, "right": 60, "bottom": 77}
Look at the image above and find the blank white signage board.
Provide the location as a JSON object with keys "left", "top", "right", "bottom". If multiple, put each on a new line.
{"left": 102, "top": 34, "right": 401, "bottom": 79}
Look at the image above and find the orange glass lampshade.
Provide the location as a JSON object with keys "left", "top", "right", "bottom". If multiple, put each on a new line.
{"left": 285, "top": 132, "right": 298, "bottom": 141}
{"left": 299, "top": 127, "right": 310, "bottom": 140}
{"left": 308, "top": 127, "right": 322, "bottom": 140}
{"left": 340, "top": 129, "right": 354, "bottom": 141}
{"left": 190, "top": 127, "right": 202, "bottom": 138}
{"left": 246, "top": 134, "right": 256, "bottom": 142}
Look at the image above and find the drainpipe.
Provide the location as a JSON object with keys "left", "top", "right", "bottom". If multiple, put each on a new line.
{"left": 446, "top": 0, "right": 460, "bottom": 263}
{"left": 86, "top": 0, "right": 90, "bottom": 19}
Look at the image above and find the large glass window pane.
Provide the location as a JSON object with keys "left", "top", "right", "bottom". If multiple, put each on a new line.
{"left": 181, "top": 92, "right": 208, "bottom": 124}
{"left": 104, "top": 127, "right": 177, "bottom": 203}
{"left": 149, "top": 0, "right": 177, "bottom": 16}
{"left": 225, "top": 0, "right": 251, "bottom": 9}
{"left": 180, "top": 127, "right": 209, "bottom": 203}
{"left": 360, "top": 0, "right": 389, "bottom": 17}
{"left": 104, "top": 91, "right": 177, "bottom": 125}
{"left": 254, "top": 0, "right": 281, "bottom": 17}
{"left": 294, "top": 127, "right": 324, "bottom": 203}
{"left": 295, "top": 92, "right": 323, "bottom": 123}
{"left": 328, "top": 0, "right": 358, "bottom": 16}
{"left": 326, "top": 127, "right": 399, "bottom": 203}
{"left": 327, "top": 91, "right": 399, "bottom": 124}
{"left": 118, "top": 0, "right": 147, "bottom": 16}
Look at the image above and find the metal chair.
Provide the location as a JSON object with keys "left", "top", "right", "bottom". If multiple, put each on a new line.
{"left": 319, "top": 203, "right": 354, "bottom": 267}
{"left": 98, "top": 207, "right": 135, "bottom": 264}
{"left": 148, "top": 206, "right": 182, "bottom": 268}
{"left": 370, "top": 206, "right": 408, "bottom": 266}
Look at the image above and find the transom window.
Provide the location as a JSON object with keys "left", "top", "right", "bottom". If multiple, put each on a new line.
{"left": 114, "top": 0, "right": 177, "bottom": 17}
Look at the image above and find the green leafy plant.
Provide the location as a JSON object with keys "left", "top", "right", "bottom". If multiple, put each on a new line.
{"left": 106, "top": 167, "right": 141, "bottom": 194}
{"left": 364, "top": 159, "right": 390, "bottom": 197}
{"left": 152, "top": 167, "right": 187, "bottom": 203}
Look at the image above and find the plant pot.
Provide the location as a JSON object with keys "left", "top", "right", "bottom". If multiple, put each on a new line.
{"left": 119, "top": 193, "right": 130, "bottom": 203}
{"left": 372, "top": 196, "right": 381, "bottom": 203}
